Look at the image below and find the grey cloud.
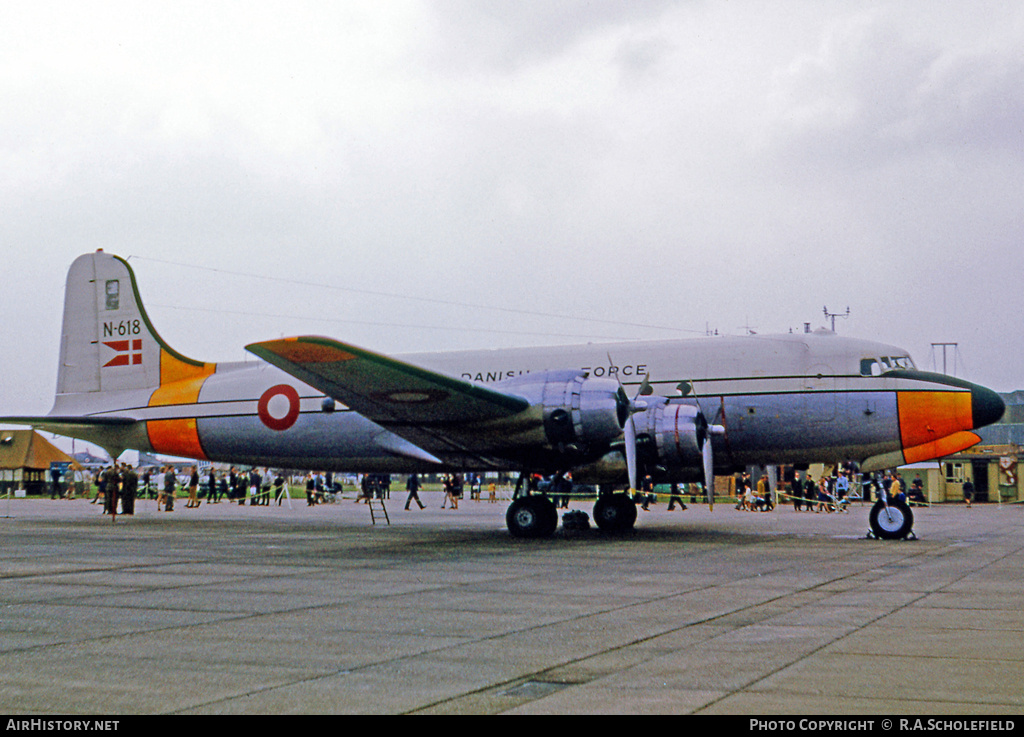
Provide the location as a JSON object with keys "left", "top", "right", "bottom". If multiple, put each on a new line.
{"left": 426, "top": 0, "right": 676, "bottom": 71}
{"left": 768, "top": 15, "right": 1024, "bottom": 173}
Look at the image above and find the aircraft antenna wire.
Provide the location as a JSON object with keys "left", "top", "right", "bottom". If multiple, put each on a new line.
{"left": 146, "top": 303, "right": 640, "bottom": 343}
{"left": 131, "top": 255, "right": 706, "bottom": 338}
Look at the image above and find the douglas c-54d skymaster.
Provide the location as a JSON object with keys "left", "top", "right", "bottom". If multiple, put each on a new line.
{"left": 0, "top": 251, "right": 1006, "bottom": 539}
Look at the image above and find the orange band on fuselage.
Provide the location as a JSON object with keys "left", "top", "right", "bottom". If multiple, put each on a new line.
{"left": 897, "top": 390, "right": 974, "bottom": 451}
{"left": 146, "top": 350, "right": 216, "bottom": 460}
{"left": 147, "top": 418, "right": 206, "bottom": 460}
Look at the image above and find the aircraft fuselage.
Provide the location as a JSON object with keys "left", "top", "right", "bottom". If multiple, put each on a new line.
{"left": 46, "top": 331, "right": 1002, "bottom": 479}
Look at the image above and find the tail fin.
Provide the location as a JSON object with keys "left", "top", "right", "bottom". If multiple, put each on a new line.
{"left": 56, "top": 251, "right": 214, "bottom": 398}
{"left": 0, "top": 251, "right": 217, "bottom": 460}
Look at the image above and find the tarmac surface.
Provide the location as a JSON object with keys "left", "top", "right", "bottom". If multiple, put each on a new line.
{"left": 0, "top": 491, "right": 1022, "bottom": 715}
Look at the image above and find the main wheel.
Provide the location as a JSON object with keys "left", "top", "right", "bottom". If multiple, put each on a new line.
{"left": 593, "top": 494, "right": 638, "bottom": 534}
{"left": 506, "top": 496, "right": 558, "bottom": 538}
{"left": 869, "top": 499, "right": 914, "bottom": 540}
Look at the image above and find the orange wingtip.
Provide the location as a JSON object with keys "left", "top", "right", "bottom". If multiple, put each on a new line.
{"left": 258, "top": 338, "right": 356, "bottom": 364}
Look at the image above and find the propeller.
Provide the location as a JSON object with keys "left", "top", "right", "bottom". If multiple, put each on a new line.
{"left": 681, "top": 380, "right": 725, "bottom": 509}
{"left": 700, "top": 417, "right": 725, "bottom": 510}
{"left": 623, "top": 412, "right": 638, "bottom": 492}
{"left": 610, "top": 355, "right": 652, "bottom": 494}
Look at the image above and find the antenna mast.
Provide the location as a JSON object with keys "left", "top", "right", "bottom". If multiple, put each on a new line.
{"left": 930, "top": 342, "right": 960, "bottom": 376}
{"left": 823, "top": 306, "right": 850, "bottom": 332}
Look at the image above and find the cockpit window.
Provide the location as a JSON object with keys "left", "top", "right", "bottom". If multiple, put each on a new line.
{"left": 860, "top": 355, "right": 916, "bottom": 376}
{"left": 860, "top": 359, "right": 881, "bottom": 376}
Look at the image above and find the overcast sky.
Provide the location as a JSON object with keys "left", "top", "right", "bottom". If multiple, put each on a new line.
{"left": 2, "top": 0, "right": 1023, "bottom": 428}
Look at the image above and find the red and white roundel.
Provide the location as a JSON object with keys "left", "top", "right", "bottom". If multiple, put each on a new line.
{"left": 258, "top": 384, "right": 301, "bottom": 431}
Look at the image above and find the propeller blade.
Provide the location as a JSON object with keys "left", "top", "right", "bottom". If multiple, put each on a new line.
{"left": 609, "top": 353, "right": 649, "bottom": 495}
{"left": 624, "top": 416, "right": 638, "bottom": 493}
{"left": 702, "top": 433, "right": 714, "bottom": 510}
{"left": 686, "top": 377, "right": 725, "bottom": 510}
{"left": 697, "top": 407, "right": 725, "bottom": 511}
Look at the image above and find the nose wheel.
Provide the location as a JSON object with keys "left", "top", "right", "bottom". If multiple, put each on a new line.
{"left": 868, "top": 499, "right": 915, "bottom": 540}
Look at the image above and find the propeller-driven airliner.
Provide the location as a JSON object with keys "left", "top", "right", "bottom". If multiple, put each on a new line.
{"left": 0, "top": 251, "right": 1005, "bottom": 539}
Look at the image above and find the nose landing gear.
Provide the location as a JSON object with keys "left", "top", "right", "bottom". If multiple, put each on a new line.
{"left": 868, "top": 498, "right": 915, "bottom": 540}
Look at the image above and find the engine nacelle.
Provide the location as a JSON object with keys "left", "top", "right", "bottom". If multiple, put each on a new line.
{"left": 633, "top": 401, "right": 704, "bottom": 471}
{"left": 572, "top": 401, "right": 705, "bottom": 484}
{"left": 498, "top": 370, "right": 627, "bottom": 454}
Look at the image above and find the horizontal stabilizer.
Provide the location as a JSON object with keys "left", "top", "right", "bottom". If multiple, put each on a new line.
{"left": 0, "top": 416, "right": 137, "bottom": 431}
{"left": 0, "top": 416, "right": 140, "bottom": 460}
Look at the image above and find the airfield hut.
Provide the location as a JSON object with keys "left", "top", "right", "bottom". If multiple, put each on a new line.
{"left": 957, "top": 390, "right": 1024, "bottom": 504}
{"left": 0, "top": 429, "right": 75, "bottom": 496}
{"left": 926, "top": 445, "right": 1023, "bottom": 505}
{"left": 917, "top": 389, "right": 1024, "bottom": 505}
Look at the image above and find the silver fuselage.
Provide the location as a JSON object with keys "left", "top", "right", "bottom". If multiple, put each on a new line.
{"left": 47, "top": 332, "right": 995, "bottom": 477}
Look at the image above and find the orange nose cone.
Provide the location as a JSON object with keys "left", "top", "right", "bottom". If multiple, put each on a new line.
{"left": 897, "top": 391, "right": 974, "bottom": 449}
{"left": 894, "top": 382, "right": 1004, "bottom": 466}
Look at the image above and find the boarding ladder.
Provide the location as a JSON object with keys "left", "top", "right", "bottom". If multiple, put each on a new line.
{"left": 367, "top": 496, "right": 390, "bottom": 526}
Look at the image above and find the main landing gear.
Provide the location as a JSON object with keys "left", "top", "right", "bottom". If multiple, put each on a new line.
{"left": 591, "top": 493, "right": 637, "bottom": 535}
{"left": 505, "top": 493, "right": 638, "bottom": 538}
{"left": 505, "top": 495, "right": 559, "bottom": 539}
{"left": 505, "top": 471, "right": 637, "bottom": 538}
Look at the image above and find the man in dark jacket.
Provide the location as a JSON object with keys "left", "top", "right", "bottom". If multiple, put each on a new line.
{"left": 405, "top": 473, "right": 424, "bottom": 510}
{"left": 120, "top": 464, "right": 138, "bottom": 515}
{"left": 103, "top": 465, "right": 120, "bottom": 517}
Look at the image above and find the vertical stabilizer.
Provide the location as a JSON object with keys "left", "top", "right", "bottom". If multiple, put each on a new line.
{"left": 56, "top": 251, "right": 213, "bottom": 397}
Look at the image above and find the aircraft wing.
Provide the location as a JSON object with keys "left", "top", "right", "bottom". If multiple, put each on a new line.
{"left": 246, "top": 337, "right": 533, "bottom": 460}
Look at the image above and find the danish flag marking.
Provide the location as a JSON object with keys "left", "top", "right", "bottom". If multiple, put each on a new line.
{"left": 103, "top": 339, "right": 143, "bottom": 367}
